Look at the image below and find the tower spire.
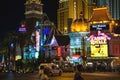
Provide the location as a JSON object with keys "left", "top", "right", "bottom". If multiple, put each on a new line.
{"left": 25, "top": 0, "right": 43, "bottom": 18}
{"left": 25, "top": 0, "right": 43, "bottom": 35}
{"left": 26, "top": 0, "right": 42, "bottom": 4}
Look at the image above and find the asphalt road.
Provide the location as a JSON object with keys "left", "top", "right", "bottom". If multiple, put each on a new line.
{"left": 50, "top": 72, "right": 120, "bottom": 80}
{"left": 0, "top": 72, "right": 120, "bottom": 80}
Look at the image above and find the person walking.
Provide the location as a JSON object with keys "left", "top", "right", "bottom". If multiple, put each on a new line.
{"left": 74, "top": 71, "right": 84, "bottom": 80}
{"left": 40, "top": 73, "right": 49, "bottom": 80}
{"left": 39, "top": 67, "right": 49, "bottom": 80}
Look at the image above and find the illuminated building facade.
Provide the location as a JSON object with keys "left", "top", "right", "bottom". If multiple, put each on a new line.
{"left": 69, "top": 32, "right": 90, "bottom": 55}
{"left": 57, "top": 0, "right": 120, "bottom": 35}
{"left": 20, "top": 0, "right": 44, "bottom": 59}
{"left": 89, "top": 7, "right": 113, "bottom": 33}
{"left": 35, "top": 19, "right": 55, "bottom": 59}
{"left": 23, "top": 0, "right": 53, "bottom": 59}
{"left": 88, "top": 7, "right": 120, "bottom": 71}
{"left": 88, "top": 6, "right": 112, "bottom": 64}
{"left": 68, "top": 12, "right": 90, "bottom": 64}
{"left": 57, "top": 0, "right": 89, "bottom": 35}
{"left": 88, "top": 0, "right": 120, "bottom": 20}
{"left": 23, "top": 0, "right": 66, "bottom": 60}
{"left": 57, "top": 0, "right": 120, "bottom": 69}
{"left": 48, "top": 35, "right": 70, "bottom": 59}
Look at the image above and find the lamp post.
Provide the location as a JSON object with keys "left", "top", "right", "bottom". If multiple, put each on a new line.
{"left": 48, "top": 47, "right": 51, "bottom": 62}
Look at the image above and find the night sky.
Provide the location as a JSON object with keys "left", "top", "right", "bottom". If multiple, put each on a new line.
{"left": 0, "top": 0, "right": 59, "bottom": 38}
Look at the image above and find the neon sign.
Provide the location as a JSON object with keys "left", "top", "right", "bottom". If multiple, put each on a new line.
{"left": 88, "top": 31, "right": 111, "bottom": 45}
{"left": 18, "top": 24, "right": 26, "bottom": 32}
{"left": 18, "top": 28, "right": 26, "bottom": 32}
{"left": 90, "top": 36, "right": 107, "bottom": 45}
{"left": 36, "top": 30, "right": 40, "bottom": 51}
{"left": 88, "top": 31, "right": 110, "bottom": 57}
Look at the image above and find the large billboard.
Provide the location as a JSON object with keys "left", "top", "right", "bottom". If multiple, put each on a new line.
{"left": 91, "top": 44, "right": 108, "bottom": 57}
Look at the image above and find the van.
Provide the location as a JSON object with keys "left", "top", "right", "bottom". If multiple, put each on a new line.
{"left": 39, "top": 63, "right": 62, "bottom": 76}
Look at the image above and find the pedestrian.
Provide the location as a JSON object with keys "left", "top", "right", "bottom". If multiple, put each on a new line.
{"left": 40, "top": 73, "right": 49, "bottom": 80}
{"left": 39, "top": 67, "right": 49, "bottom": 80}
{"left": 74, "top": 71, "right": 84, "bottom": 80}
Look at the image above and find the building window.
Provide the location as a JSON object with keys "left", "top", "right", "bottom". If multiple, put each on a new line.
{"left": 114, "top": 44, "right": 119, "bottom": 55}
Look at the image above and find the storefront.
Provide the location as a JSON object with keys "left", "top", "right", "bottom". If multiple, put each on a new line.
{"left": 87, "top": 7, "right": 120, "bottom": 72}
{"left": 69, "top": 32, "right": 90, "bottom": 57}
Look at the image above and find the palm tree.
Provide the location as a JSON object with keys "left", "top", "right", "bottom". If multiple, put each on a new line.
{"left": 18, "top": 31, "right": 34, "bottom": 60}
{"left": 1, "top": 28, "right": 35, "bottom": 71}
{"left": 0, "top": 39, "right": 9, "bottom": 63}
{"left": 0, "top": 32, "right": 17, "bottom": 71}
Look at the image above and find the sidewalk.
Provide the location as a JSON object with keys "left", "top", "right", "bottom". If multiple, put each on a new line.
{"left": 84, "top": 71, "right": 120, "bottom": 74}
{"left": 82, "top": 71, "right": 120, "bottom": 77}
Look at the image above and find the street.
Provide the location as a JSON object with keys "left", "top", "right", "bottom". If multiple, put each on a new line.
{"left": 0, "top": 72, "right": 120, "bottom": 80}
{"left": 50, "top": 72, "right": 120, "bottom": 80}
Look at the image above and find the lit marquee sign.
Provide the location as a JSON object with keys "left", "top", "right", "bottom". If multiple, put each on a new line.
{"left": 88, "top": 31, "right": 111, "bottom": 45}
{"left": 90, "top": 36, "right": 107, "bottom": 45}
{"left": 90, "top": 24, "right": 109, "bottom": 30}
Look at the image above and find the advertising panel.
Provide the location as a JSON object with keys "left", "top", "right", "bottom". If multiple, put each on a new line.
{"left": 90, "top": 24, "right": 109, "bottom": 31}
{"left": 89, "top": 31, "right": 110, "bottom": 57}
{"left": 91, "top": 44, "right": 108, "bottom": 57}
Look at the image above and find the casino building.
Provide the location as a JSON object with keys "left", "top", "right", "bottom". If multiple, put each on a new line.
{"left": 87, "top": 7, "right": 120, "bottom": 71}
{"left": 68, "top": 7, "right": 120, "bottom": 71}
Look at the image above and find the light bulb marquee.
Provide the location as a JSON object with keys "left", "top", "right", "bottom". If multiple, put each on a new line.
{"left": 88, "top": 31, "right": 111, "bottom": 45}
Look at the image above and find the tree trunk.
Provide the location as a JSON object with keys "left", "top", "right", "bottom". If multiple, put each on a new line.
{"left": 20, "top": 46, "right": 24, "bottom": 60}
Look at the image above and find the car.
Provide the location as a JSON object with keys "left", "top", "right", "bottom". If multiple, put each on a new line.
{"left": 62, "top": 64, "right": 74, "bottom": 72}
{"left": 116, "top": 64, "right": 120, "bottom": 72}
{"left": 38, "top": 63, "right": 62, "bottom": 76}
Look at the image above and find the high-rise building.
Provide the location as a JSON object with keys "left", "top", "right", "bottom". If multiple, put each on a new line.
{"left": 25, "top": 0, "right": 43, "bottom": 35}
{"left": 107, "top": 0, "right": 120, "bottom": 20}
{"left": 57, "top": 0, "right": 89, "bottom": 35}
{"left": 57, "top": 0, "right": 120, "bottom": 35}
